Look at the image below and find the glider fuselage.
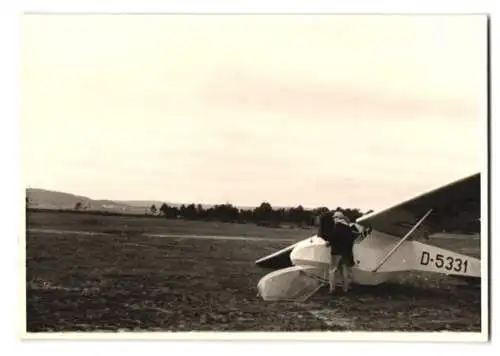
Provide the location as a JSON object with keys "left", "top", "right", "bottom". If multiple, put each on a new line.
{"left": 289, "top": 229, "right": 480, "bottom": 285}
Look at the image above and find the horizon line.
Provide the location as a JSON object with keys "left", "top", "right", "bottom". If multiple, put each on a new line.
{"left": 25, "top": 186, "right": 358, "bottom": 211}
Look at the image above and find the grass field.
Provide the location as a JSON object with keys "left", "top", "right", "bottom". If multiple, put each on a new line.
{"left": 25, "top": 210, "right": 482, "bottom": 333}
{"left": 26, "top": 210, "right": 317, "bottom": 239}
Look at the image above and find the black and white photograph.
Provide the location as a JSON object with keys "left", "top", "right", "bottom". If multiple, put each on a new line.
{"left": 19, "top": 12, "right": 488, "bottom": 340}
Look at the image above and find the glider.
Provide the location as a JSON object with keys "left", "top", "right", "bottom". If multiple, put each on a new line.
{"left": 255, "top": 173, "right": 481, "bottom": 301}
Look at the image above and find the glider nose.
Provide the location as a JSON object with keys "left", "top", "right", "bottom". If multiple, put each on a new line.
{"left": 290, "top": 236, "right": 330, "bottom": 268}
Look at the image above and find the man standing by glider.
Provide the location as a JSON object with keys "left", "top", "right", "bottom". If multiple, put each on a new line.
{"left": 318, "top": 210, "right": 356, "bottom": 293}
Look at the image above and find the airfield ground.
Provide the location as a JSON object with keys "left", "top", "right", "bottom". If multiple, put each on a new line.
{"left": 25, "top": 210, "right": 482, "bottom": 332}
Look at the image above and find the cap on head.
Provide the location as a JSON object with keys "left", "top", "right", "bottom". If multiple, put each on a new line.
{"left": 333, "top": 211, "right": 351, "bottom": 224}
{"left": 333, "top": 211, "right": 345, "bottom": 219}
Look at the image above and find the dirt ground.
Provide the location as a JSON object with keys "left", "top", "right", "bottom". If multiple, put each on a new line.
{"left": 24, "top": 211, "right": 482, "bottom": 332}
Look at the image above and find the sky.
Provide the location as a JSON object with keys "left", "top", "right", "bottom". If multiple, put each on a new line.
{"left": 20, "top": 14, "right": 487, "bottom": 211}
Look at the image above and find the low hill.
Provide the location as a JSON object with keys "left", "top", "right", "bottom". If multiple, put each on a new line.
{"left": 26, "top": 188, "right": 139, "bottom": 213}
{"left": 26, "top": 188, "right": 297, "bottom": 214}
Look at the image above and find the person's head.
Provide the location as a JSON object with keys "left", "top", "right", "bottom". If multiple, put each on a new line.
{"left": 333, "top": 211, "right": 344, "bottom": 219}
{"left": 333, "top": 211, "right": 350, "bottom": 224}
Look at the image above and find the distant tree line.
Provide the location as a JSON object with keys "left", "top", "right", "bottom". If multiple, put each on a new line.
{"left": 149, "top": 202, "right": 367, "bottom": 227}
{"left": 147, "top": 202, "right": 479, "bottom": 233}
{"left": 26, "top": 194, "right": 479, "bottom": 233}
